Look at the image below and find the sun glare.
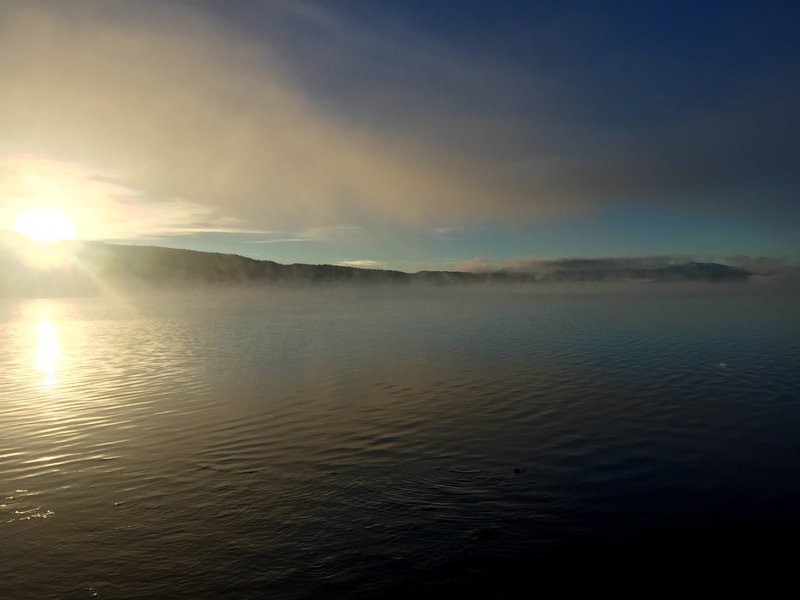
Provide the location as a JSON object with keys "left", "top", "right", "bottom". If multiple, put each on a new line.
{"left": 13, "top": 207, "right": 77, "bottom": 244}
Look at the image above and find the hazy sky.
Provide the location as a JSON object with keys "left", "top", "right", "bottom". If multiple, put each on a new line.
{"left": 1, "top": 0, "right": 798, "bottom": 271}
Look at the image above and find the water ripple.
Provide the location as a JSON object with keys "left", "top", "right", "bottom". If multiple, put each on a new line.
{"left": 1, "top": 289, "right": 799, "bottom": 597}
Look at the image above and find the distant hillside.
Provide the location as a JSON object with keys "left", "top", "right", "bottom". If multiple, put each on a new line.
{"left": 0, "top": 237, "right": 752, "bottom": 296}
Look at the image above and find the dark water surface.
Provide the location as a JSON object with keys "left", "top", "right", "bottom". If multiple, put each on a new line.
{"left": 1, "top": 284, "right": 799, "bottom": 597}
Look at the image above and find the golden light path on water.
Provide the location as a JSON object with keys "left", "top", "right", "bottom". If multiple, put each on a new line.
{"left": 2, "top": 297, "right": 156, "bottom": 528}
{"left": 1, "top": 301, "right": 76, "bottom": 525}
{"left": 13, "top": 301, "right": 71, "bottom": 391}
{"left": 1, "top": 293, "right": 214, "bottom": 522}
{"left": 34, "top": 319, "right": 60, "bottom": 388}
{"left": 12, "top": 301, "right": 82, "bottom": 422}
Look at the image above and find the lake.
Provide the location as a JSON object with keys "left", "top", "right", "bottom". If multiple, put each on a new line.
{"left": 1, "top": 283, "right": 799, "bottom": 597}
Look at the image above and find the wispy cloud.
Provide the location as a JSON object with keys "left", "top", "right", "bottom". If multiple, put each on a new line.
{"left": 0, "top": 155, "right": 219, "bottom": 239}
{"left": 335, "top": 259, "right": 385, "bottom": 268}
{"left": 0, "top": 0, "right": 797, "bottom": 242}
{"left": 301, "top": 225, "right": 360, "bottom": 241}
{"left": 240, "top": 224, "right": 359, "bottom": 245}
{"left": 1, "top": 0, "right": 568, "bottom": 234}
{"left": 244, "top": 238, "right": 314, "bottom": 244}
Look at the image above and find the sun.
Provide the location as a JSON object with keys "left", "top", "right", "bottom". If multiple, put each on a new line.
{"left": 12, "top": 207, "right": 77, "bottom": 244}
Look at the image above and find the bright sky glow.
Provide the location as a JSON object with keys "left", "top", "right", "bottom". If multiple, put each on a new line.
{"left": 13, "top": 207, "right": 77, "bottom": 244}
{"left": 0, "top": 0, "right": 797, "bottom": 269}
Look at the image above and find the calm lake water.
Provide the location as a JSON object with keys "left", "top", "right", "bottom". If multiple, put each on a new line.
{"left": 1, "top": 283, "right": 799, "bottom": 597}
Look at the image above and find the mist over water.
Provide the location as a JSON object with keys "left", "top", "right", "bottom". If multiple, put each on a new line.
{"left": 1, "top": 284, "right": 799, "bottom": 597}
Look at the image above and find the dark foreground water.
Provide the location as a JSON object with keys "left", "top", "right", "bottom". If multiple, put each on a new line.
{"left": 1, "top": 283, "right": 799, "bottom": 597}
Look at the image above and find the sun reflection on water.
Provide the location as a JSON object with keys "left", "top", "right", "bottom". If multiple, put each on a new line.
{"left": 34, "top": 319, "right": 60, "bottom": 387}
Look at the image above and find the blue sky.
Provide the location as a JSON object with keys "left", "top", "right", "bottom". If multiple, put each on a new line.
{"left": 1, "top": 0, "right": 798, "bottom": 271}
